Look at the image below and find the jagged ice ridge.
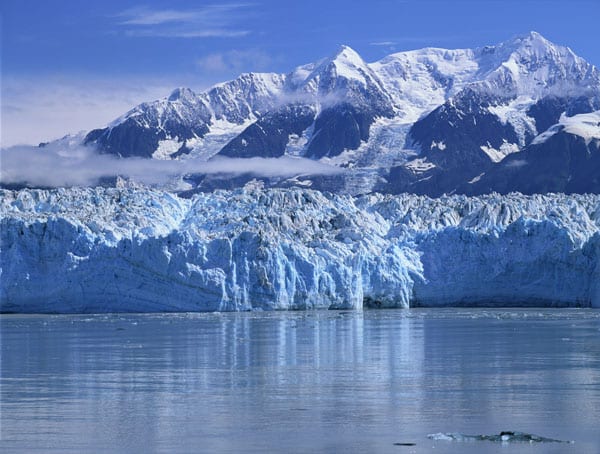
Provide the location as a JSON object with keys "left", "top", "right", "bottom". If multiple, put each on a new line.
{"left": 1, "top": 188, "right": 599, "bottom": 312}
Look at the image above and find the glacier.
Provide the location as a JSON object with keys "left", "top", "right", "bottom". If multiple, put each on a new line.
{"left": 1, "top": 187, "right": 599, "bottom": 313}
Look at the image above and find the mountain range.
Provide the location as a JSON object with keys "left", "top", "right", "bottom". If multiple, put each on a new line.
{"left": 62, "top": 32, "right": 600, "bottom": 195}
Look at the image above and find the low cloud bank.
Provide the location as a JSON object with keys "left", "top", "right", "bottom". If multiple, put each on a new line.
{"left": 0, "top": 142, "right": 343, "bottom": 188}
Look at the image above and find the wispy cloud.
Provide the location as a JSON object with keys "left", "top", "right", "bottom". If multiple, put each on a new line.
{"left": 394, "top": 36, "right": 461, "bottom": 44}
{"left": 0, "top": 143, "right": 343, "bottom": 188}
{"left": 196, "top": 49, "right": 273, "bottom": 74}
{"left": 370, "top": 35, "right": 468, "bottom": 47}
{"left": 125, "top": 29, "right": 249, "bottom": 38}
{"left": 369, "top": 35, "right": 471, "bottom": 54}
{"left": 118, "top": 9, "right": 204, "bottom": 26}
{"left": 116, "top": 4, "right": 253, "bottom": 39}
{"left": 370, "top": 41, "right": 397, "bottom": 47}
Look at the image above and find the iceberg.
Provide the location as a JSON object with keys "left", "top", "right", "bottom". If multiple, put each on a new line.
{"left": 1, "top": 187, "right": 598, "bottom": 313}
{"left": 427, "top": 431, "right": 572, "bottom": 444}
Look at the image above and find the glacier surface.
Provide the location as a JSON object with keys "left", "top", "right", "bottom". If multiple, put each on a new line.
{"left": 1, "top": 187, "right": 599, "bottom": 313}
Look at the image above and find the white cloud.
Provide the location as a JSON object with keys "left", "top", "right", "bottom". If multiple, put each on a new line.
{"left": 370, "top": 41, "right": 397, "bottom": 47}
{"left": 0, "top": 142, "right": 343, "bottom": 188}
{"left": 125, "top": 29, "right": 249, "bottom": 38}
{"left": 196, "top": 49, "right": 273, "bottom": 74}
{"left": 118, "top": 9, "right": 204, "bottom": 26}
{"left": 116, "top": 4, "right": 253, "bottom": 39}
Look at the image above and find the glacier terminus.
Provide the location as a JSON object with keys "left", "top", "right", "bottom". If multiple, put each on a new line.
{"left": 1, "top": 187, "right": 598, "bottom": 312}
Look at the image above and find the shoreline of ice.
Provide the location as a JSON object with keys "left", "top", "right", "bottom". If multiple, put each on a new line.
{"left": 1, "top": 187, "right": 599, "bottom": 313}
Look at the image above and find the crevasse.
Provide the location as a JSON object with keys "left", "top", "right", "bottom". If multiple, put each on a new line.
{"left": 1, "top": 187, "right": 598, "bottom": 313}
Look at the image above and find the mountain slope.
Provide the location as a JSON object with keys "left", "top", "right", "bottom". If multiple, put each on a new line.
{"left": 54, "top": 32, "right": 600, "bottom": 195}
{"left": 394, "top": 32, "right": 600, "bottom": 195}
{"left": 218, "top": 45, "right": 396, "bottom": 160}
{"left": 463, "top": 111, "right": 600, "bottom": 195}
{"left": 84, "top": 73, "right": 286, "bottom": 159}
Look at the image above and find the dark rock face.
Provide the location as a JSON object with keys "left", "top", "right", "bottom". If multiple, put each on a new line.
{"left": 378, "top": 165, "right": 417, "bottom": 195}
{"left": 385, "top": 127, "right": 600, "bottom": 197}
{"left": 218, "top": 105, "right": 315, "bottom": 158}
{"left": 305, "top": 104, "right": 376, "bottom": 159}
{"left": 84, "top": 120, "right": 209, "bottom": 159}
{"left": 528, "top": 97, "right": 572, "bottom": 134}
{"left": 527, "top": 96, "right": 600, "bottom": 133}
{"left": 463, "top": 131, "right": 600, "bottom": 195}
{"left": 392, "top": 89, "right": 522, "bottom": 195}
{"left": 410, "top": 89, "right": 519, "bottom": 169}
{"left": 388, "top": 91, "right": 600, "bottom": 196}
{"left": 84, "top": 88, "right": 212, "bottom": 158}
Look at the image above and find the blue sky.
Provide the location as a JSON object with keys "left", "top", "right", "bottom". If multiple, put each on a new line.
{"left": 2, "top": 0, "right": 599, "bottom": 145}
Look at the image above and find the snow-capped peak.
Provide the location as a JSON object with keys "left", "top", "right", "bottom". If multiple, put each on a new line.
{"left": 475, "top": 31, "right": 557, "bottom": 68}
{"left": 305, "top": 44, "right": 376, "bottom": 87}
{"left": 472, "top": 31, "right": 599, "bottom": 98}
{"left": 168, "top": 87, "right": 198, "bottom": 103}
{"left": 370, "top": 47, "right": 480, "bottom": 120}
{"left": 331, "top": 45, "right": 369, "bottom": 76}
{"left": 503, "top": 31, "right": 575, "bottom": 65}
{"left": 512, "top": 31, "right": 554, "bottom": 50}
{"left": 281, "top": 44, "right": 394, "bottom": 113}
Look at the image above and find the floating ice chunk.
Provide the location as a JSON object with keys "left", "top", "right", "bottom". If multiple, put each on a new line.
{"left": 428, "top": 431, "right": 573, "bottom": 444}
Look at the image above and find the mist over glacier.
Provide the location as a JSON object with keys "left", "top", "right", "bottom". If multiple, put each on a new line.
{"left": 2, "top": 187, "right": 598, "bottom": 313}
{"left": 0, "top": 141, "right": 342, "bottom": 188}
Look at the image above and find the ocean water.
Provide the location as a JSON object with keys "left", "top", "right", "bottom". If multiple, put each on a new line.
{"left": 1, "top": 308, "right": 599, "bottom": 453}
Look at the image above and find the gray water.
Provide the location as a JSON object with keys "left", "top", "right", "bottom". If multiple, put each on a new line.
{"left": 1, "top": 309, "right": 599, "bottom": 453}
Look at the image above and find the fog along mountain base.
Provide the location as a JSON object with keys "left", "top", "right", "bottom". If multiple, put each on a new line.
{"left": 74, "top": 31, "right": 600, "bottom": 196}
{"left": 2, "top": 188, "right": 598, "bottom": 313}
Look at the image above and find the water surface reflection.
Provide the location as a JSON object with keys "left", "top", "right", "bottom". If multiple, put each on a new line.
{"left": 1, "top": 309, "right": 599, "bottom": 453}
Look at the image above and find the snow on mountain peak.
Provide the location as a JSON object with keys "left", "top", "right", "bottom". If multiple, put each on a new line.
{"left": 168, "top": 87, "right": 198, "bottom": 103}
{"left": 513, "top": 31, "right": 553, "bottom": 48}
{"left": 106, "top": 33, "right": 597, "bottom": 134}
{"left": 370, "top": 31, "right": 598, "bottom": 113}
{"left": 506, "top": 31, "right": 573, "bottom": 65}
{"left": 333, "top": 45, "right": 367, "bottom": 67}
{"left": 472, "top": 31, "right": 599, "bottom": 98}
{"left": 305, "top": 44, "right": 375, "bottom": 87}
{"left": 370, "top": 47, "right": 480, "bottom": 119}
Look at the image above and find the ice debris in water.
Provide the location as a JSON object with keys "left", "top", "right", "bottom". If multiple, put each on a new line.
{"left": 427, "top": 431, "right": 573, "bottom": 444}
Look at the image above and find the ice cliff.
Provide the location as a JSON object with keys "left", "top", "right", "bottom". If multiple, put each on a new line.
{"left": 1, "top": 187, "right": 599, "bottom": 312}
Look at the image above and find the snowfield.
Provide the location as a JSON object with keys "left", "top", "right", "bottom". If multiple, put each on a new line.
{"left": 1, "top": 187, "right": 599, "bottom": 312}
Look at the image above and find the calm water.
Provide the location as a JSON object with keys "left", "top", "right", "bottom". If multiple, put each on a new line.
{"left": 1, "top": 309, "right": 599, "bottom": 453}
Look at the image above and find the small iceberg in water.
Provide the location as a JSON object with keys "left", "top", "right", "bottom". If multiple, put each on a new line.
{"left": 427, "top": 431, "right": 573, "bottom": 444}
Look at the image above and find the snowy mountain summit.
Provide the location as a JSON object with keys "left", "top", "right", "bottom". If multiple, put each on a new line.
{"left": 63, "top": 33, "right": 600, "bottom": 195}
